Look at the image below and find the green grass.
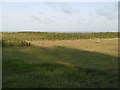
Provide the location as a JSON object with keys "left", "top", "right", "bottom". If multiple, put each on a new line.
{"left": 2, "top": 46, "right": 118, "bottom": 88}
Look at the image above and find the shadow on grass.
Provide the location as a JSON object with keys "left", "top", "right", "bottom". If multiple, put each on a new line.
{"left": 2, "top": 46, "right": 118, "bottom": 88}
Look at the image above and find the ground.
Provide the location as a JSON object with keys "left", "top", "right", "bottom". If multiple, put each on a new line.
{"left": 31, "top": 38, "right": 118, "bottom": 57}
{"left": 2, "top": 38, "right": 119, "bottom": 88}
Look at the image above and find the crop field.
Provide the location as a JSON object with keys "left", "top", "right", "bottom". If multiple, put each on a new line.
{"left": 1, "top": 32, "right": 119, "bottom": 88}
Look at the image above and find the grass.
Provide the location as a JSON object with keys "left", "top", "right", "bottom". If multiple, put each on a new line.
{"left": 3, "top": 46, "right": 118, "bottom": 88}
{"left": 2, "top": 32, "right": 119, "bottom": 88}
{"left": 31, "top": 38, "right": 118, "bottom": 57}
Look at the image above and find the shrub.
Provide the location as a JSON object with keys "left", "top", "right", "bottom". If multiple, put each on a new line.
{"left": 2, "top": 39, "right": 31, "bottom": 47}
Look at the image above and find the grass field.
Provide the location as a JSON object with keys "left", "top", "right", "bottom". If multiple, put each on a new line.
{"left": 2, "top": 32, "right": 119, "bottom": 88}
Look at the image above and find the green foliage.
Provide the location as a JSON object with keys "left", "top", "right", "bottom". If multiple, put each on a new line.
{"left": 2, "top": 32, "right": 119, "bottom": 47}
{"left": 2, "top": 32, "right": 119, "bottom": 40}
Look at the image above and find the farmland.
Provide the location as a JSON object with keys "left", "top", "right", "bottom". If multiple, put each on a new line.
{"left": 1, "top": 32, "right": 119, "bottom": 88}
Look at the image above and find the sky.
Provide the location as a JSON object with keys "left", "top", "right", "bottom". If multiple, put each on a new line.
{"left": 0, "top": 0, "right": 119, "bottom": 32}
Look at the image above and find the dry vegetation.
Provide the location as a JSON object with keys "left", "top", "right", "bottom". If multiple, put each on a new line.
{"left": 31, "top": 38, "right": 118, "bottom": 57}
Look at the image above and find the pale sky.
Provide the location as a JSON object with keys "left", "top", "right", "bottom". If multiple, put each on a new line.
{"left": 0, "top": 0, "right": 119, "bottom": 32}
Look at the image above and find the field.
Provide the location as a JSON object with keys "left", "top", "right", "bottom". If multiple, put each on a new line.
{"left": 2, "top": 32, "right": 119, "bottom": 88}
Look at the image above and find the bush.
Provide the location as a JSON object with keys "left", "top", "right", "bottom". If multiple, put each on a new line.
{"left": 2, "top": 39, "right": 31, "bottom": 47}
